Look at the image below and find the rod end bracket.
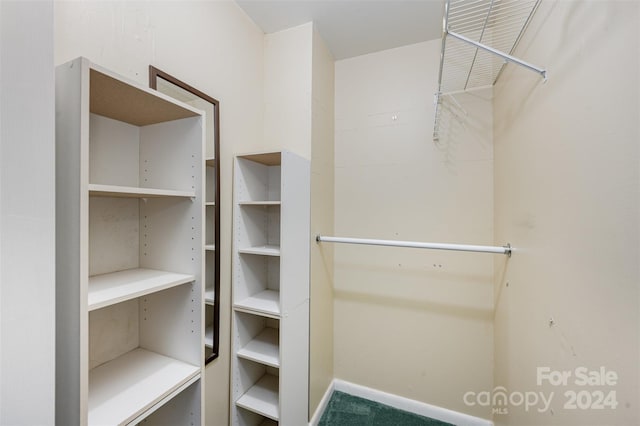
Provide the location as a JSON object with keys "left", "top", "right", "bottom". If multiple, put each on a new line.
{"left": 504, "top": 243, "right": 512, "bottom": 257}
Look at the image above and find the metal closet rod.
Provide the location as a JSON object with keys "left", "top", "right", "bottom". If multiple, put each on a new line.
{"left": 316, "top": 235, "right": 512, "bottom": 257}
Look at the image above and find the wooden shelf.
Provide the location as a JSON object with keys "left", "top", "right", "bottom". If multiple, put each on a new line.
{"left": 90, "top": 67, "right": 199, "bottom": 127}
{"left": 238, "top": 201, "right": 281, "bottom": 206}
{"left": 235, "top": 375, "right": 279, "bottom": 421}
{"left": 237, "top": 328, "right": 279, "bottom": 368}
{"left": 205, "top": 325, "right": 214, "bottom": 349}
{"left": 205, "top": 201, "right": 216, "bottom": 206}
{"left": 88, "top": 184, "right": 194, "bottom": 199}
{"left": 234, "top": 290, "right": 280, "bottom": 318}
{"left": 205, "top": 158, "right": 216, "bottom": 167}
{"left": 88, "top": 268, "right": 194, "bottom": 311}
{"left": 88, "top": 348, "right": 200, "bottom": 425}
{"left": 239, "top": 245, "right": 280, "bottom": 257}
{"left": 238, "top": 152, "right": 281, "bottom": 166}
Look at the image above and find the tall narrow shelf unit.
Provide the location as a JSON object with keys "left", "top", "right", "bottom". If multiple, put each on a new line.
{"left": 231, "top": 151, "right": 310, "bottom": 425}
{"left": 56, "top": 57, "right": 205, "bottom": 425}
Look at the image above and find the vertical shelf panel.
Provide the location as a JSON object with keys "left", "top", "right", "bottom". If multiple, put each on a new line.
{"left": 279, "top": 151, "right": 311, "bottom": 313}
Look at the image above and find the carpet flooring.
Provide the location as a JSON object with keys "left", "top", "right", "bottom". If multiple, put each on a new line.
{"left": 318, "top": 391, "right": 455, "bottom": 426}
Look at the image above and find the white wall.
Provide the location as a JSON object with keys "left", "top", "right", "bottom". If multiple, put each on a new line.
{"left": 493, "top": 1, "right": 640, "bottom": 425}
{"left": 55, "top": 2, "right": 265, "bottom": 423}
{"left": 310, "top": 25, "right": 335, "bottom": 417}
{"left": 261, "top": 23, "right": 313, "bottom": 158}
{"left": 0, "top": 1, "right": 56, "bottom": 424}
{"left": 334, "top": 40, "right": 494, "bottom": 419}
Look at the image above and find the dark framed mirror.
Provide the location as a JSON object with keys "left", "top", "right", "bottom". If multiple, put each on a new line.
{"left": 149, "top": 66, "right": 220, "bottom": 364}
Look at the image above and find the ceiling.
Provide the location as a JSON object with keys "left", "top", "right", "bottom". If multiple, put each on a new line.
{"left": 236, "top": 0, "right": 445, "bottom": 60}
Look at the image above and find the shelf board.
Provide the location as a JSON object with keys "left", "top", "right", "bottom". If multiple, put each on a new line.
{"left": 238, "top": 245, "right": 280, "bottom": 257}
{"left": 205, "top": 157, "right": 216, "bottom": 167}
{"left": 89, "top": 184, "right": 195, "bottom": 199}
{"left": 90, "top": 67, "right": 199, "bottom": 127}
{"left": 238, "top": 201, "right": 281, "bottom": 206}
{"left": 205, "top": 289, "right": 215, "bottom": 304}
{"left": 205, "top": 325, "right": 214, "bottom": 349}
{"left": 235, "top": 374, "right": 279, "bottom": 421}
{"left": 205, "top": 201, "right": 216, "bottom": 206}
{"left": 237, "top": 328, "right": 279, "bottom": 368}
{"left": 88, "top": 268, "right": 195, "bottom": 311}
{"left": 259, "top": 419, "right": 278, "bottom": 426}
{"left": 88, "top": 348, "right": 200, "bottom": 426}
{"left": 234, "top": 290, "right": 280, "bottom": 318}
{"left": 205, "top": 244, "right": 216, "bottom": 251}
{"left": 238, "top": 152, "right": 281, "bottom": 166}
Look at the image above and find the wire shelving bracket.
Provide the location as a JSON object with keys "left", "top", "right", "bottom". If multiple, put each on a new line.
{"left": 433, "top": 0, "right": 547, "bottom": 142}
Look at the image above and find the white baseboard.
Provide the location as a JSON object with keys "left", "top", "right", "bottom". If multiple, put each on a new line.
{"left": 309, "top": 380, "right": 336, "bottom": 426}
{"left": 320, "top": 379, "right": 493, "bottom": 426}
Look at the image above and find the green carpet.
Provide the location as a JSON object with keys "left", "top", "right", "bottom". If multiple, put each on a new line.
{"left": 318, "top": 391, "right": 455, "bottom": 426}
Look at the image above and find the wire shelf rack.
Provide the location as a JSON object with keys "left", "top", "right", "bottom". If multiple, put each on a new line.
{"left": 433, "top": 0, "right": 546, "bottom": 142}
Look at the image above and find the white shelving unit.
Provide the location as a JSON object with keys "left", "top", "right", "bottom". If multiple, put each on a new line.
{"left": 56, "top": 57, "right": 205, "bottom": 426}
{"left": 231, "top": 151, "right": 310, "bottom": 426}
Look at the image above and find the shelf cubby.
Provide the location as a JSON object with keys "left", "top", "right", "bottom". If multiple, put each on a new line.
{"left": 237, "top": 204, "right": 281, "bottom": 254}
{"left": 236, "top": 375, "right": 279, "bottom": 421}
{"left": 88, "top": 348, "right": 200, "bottom": 426}
{"left": 136, "top": 376, "right": 201, "bottom": 426}
{"left": 88, "top": 285, "right": 201, "bottom": 424}
{"left": 89, "top": 285, "right": 201, "bottom": 371}
{"left": 235, "top": 312, "right": 279, "bottom": 368}
{"left": 235, "top": 358, "right": 279, "bottom": 422}
{"left": 89, "top": 112, "right": 199, "bottom": 195}
{"left": 235, "top": 154, "right": 281, "bottom": 203}
{"left": 233, "top": 254, "right": 280, "bottom": 317}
